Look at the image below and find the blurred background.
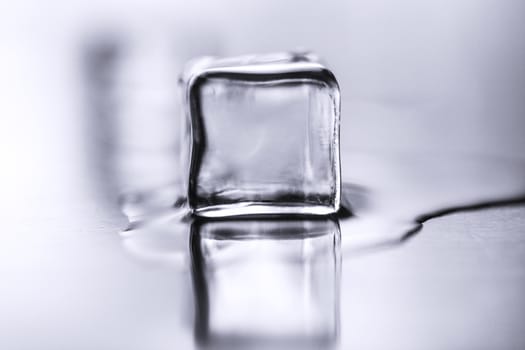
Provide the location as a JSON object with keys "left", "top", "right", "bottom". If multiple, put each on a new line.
{"left": 2, "top": 0, "right": 525, "bottom": 206}
{"left": 1, "top": 0, "right": 525, "bottom": 349}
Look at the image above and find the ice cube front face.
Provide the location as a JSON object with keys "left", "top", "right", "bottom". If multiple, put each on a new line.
{"left": 182, "top": 53, "right": 341, "bottom": 218}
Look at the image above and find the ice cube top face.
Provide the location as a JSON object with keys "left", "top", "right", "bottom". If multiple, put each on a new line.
{"left": 184, "top": 53, "right": 341, "bottom": 218}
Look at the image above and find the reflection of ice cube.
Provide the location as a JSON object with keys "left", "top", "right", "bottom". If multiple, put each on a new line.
{"left": 190, "top": 218, "right": 341, "bottom": 350}
{"left": 182, "top": 52, "right": 341, "bottom": 217}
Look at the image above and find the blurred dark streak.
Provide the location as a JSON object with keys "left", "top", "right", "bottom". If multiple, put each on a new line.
{"left": 82, "top": 37, "right": 122, "bottom": 205}
{"left": 402, "top": 195, "right": 525, "bottom": 242}
{"left": 190, "top": 224, "right": 209, "bottom": 346}
{"left": 416, "top": 195, "right": 525, "bottom": 223}
{"left": 192, "top": 214, "right": 345, "bottom": 225}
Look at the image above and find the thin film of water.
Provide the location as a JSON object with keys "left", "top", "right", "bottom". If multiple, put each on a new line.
{"left": 118, "top": 152, "right": 525, "bottom": 266}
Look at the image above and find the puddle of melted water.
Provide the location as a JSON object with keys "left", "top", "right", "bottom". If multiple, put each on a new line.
{"left": 339, "top": 152, "right": 525, "bottom": 254}
{"left": 118, "top": 152, "right": 525, "bottom": 266}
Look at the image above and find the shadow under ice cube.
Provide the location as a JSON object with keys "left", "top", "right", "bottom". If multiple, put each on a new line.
{"left": 182, "top": 52, "right": 341, "bottom": 217}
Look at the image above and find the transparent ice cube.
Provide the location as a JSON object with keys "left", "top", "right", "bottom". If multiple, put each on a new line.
{"left": 182, "top": 52, "right": 341, "bottom": 217}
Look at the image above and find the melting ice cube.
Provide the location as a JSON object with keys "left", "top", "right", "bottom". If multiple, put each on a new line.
{"left": 181, "top": 52, "right": 341, "bottom": 217}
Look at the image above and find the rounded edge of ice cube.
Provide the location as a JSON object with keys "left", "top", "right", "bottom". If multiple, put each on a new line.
{"left": 184, "top": 54, "right": 342, "bottom": 218}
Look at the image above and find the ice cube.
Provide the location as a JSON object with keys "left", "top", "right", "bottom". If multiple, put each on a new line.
{"left": 181, "top": 52, "right": 341, "bottom": 217}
